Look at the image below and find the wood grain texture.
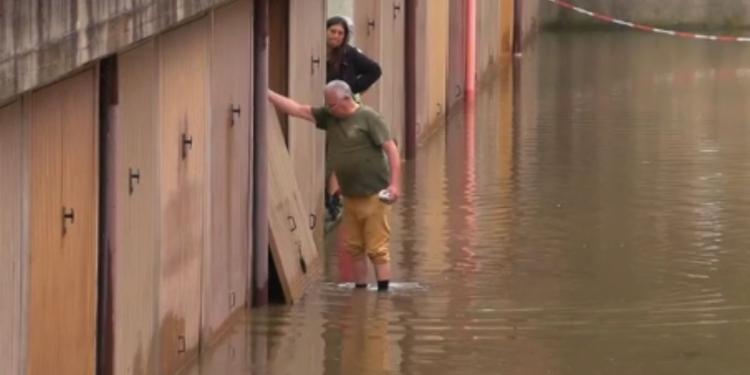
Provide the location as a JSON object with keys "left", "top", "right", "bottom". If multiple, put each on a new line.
{"left": 500, "top": 0, "right": 515, "bottom": 55}
{"left": 28, "top": 68, "right": 98, "bottom": 375}
{"left": 476, "top": 0, "right": 500, "bottom": 75}
{"left": 114, "top": 40, "right": 160, "bottom": 375}
{"left": 354, "top": 0, "right": 407, "bottom": 150}
{"left": 288, "top": 0, "right": 327, "bottom": 254}
{"left": 354, "top": 0, "right": 383, "bottom": 111}
{"left": 267, "top": 103, "right": 321, "bottom": 303}
{"left": 419, "top": 0, "right": 449, "bottom": 135}
{"left": 447, "top": 0, "right": 467, "bottom": 111}
{"left": 388, "top": 0, "right": 406, "bottom": 152}
{"left": 205, "top": 0, "right": 253, "bottom": 344}
{"left": 157, "top": 16, "right": 209, "bottom": 375}
{"left": 0, "top": 100, "right": 24, "bottom": 375}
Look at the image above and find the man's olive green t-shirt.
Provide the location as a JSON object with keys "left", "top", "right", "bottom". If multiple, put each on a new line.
{"left": 311, "top": 105, "right": 392, "bottom": 197}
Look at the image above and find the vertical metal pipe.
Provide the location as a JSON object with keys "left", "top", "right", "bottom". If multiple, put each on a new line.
{"left": 252, "top": 0, "right": 269, "bottom": 307}
{"left": 465, "top": 0, "right": 476, "bottom": 102}
{"left": 404, "top": 0, "right": 417, "bottom": 160}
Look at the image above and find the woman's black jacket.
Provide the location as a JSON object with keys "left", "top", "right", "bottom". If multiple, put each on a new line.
{"left": 326, "top": 44, "right": 382, "bottom": 95}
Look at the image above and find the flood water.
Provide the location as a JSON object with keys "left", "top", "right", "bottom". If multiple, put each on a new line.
{"left": 186, "top": 31, "right": 750, "bottom": 374}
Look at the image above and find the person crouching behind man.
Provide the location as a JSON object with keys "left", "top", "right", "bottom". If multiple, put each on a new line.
{"left": 268, "top": 80, "right": 401, "bottom": 291}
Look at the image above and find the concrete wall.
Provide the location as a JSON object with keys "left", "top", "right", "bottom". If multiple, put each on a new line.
{"left": 540, "top": 0, "right": 750, "bottom": 28}
{"left": 0, "top": 0, "right": 232, "bottom": 103}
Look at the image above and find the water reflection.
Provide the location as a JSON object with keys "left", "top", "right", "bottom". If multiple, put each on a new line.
{"left": 187, "top": 31, "right": 750, "bottom": 374}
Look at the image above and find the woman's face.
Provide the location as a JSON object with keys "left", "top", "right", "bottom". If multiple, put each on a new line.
{"left": 327, "top": 23, "right": 346, "bottom": 48}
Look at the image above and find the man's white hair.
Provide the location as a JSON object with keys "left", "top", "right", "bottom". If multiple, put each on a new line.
{"left": 325, "top": 80, "right": 353, "bottom": 100}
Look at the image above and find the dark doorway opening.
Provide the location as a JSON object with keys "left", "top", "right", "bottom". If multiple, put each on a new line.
{"left": 97, "top": 54, "right": 118, "bottom": 375}
{"left": 513, "top": 0, "right": 523, "bottom": 54}
{"left": 269, "top": 0, "right": 290, "bottom": 146}
{"left": 266, "top": 0, "right": 290, "bottom": 304}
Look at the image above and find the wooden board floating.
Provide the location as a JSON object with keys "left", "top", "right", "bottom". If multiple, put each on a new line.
{"left": 267, "top": 103, "right": 321, "bottom": 303}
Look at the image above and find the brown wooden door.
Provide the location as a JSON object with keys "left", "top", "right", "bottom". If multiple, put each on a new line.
{"left": 269, "top": 0, "right": 290, "bottom": 140}
{"left": 28, "top": 68, "right": 98, "bottom": 375}
{"left": 308, "top": 0, "right": 327, "bottom": 253}
{"left": 425, "top": 0, "right": 449, "bottom": 129}
{"left": 354, "top": 0, "right": 383, "bottom": 110}
{"left": 206, "top": 0, "right": 253, "bottom": 342}
{"left": 113, "top": 40, "right": 160, "bottom": 375}
{"left": 447, "top": 0, "right": 466, "bottom": 109}
{"left": 389, "top": 0, "right": 406, "bottom": 151}
{"left": 501, "top": 0, "right": 515, "bottom": 55}
{"left": 0, "top": 100, "right": 24, "bottom": 375}
{"left": 288, "top": 0, "right": 315, "bottom": 219}
{"left": 158, "top": 16, "right": 209, "bottom": 375}
{"left": 477, "top": 0, "right": 501, "bottom": 74}
{"left": 288, "top": 0, "right": 326, "bottom": 252}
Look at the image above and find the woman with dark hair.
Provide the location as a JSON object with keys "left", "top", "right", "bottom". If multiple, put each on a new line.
{"left": 324, "top": 15, "right": 382, "bottom": 225}
{"left": 325, "top": 15, "right": 382, "bottom": 101}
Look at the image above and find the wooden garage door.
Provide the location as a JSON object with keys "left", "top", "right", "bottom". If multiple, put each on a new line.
{"left": 113, "top": 40, "right": 160, "bottom": 375}
{"left": 289, "top": 0, "right": 326, "bottom": 251}
{"left": 206, "top": 0, "right": 253, "bottom": 342}
{"left": 355, "top": 0, "right": 406, "bottom": 150}
{"left": 447, "top": 0, "right": 466, "bottom": 110}
{"left": 501, "top": 0, "right": 515, "bottom": 55}
{"left": 0, "top": 100, "right": 24, "bottom": 375}
{"left": 476, "top": 0, "right": 500, "bottom": 76}
{"left": 354, "top": 0, "right": 383, "bottom": 111}
{"left": 158, "top": 16, "right": 209, "bottom": 375}
{"left": 28, "top": 68, "right": 98, "bottom": 375}
{"left": 414, "top": 0, "right": 449, "bottom": 136}
{"left": 389, "top": 0, "right": 406, "bottom": 151}
{"left": 308, "top": 0, "right": 326, "bottom": 252}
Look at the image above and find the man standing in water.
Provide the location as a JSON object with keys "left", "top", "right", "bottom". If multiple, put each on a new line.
{"left": 268, "top": 80, "right": 401, "bottom": 291}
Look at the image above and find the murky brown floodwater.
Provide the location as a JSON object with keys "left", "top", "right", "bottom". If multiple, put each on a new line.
{"left": 186, "top": 32, "right": 750, "bottom": 374}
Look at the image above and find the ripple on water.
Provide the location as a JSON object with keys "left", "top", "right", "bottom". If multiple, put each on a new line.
{"left": 187, "top": 32, "right": 750, "bottom": 375}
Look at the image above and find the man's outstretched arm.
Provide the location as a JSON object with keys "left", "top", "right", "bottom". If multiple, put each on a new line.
{"left": 268, "top": 90, "right": 315, "bottom": 123}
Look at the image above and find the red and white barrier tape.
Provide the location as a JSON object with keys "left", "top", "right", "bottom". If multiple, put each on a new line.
{"left": 547, "top": 0, "right": 750, "bottom": 42}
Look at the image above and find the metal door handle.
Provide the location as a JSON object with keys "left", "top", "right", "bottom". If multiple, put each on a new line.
{"left": 62, "top": 207, "right": 75, "bottom": 235}
{"left": 128, "top": 168, "right": 140, "bottom": 195}
{"left": 309, "top": 213, "right": 317, "bottom": 229}
{"left": 393, "top": 3, "right": 401, "bottom": 19}
{"left": 288, "top": 216, "right": 297, "bottom": 232}
{"left": 367, "top": 19, "right": 375, "bottom": 35}
{"left": 182, "top": 133, "right": 193, "bottom": 159}
{"left": 231, "top": 105, "right": 241, "bottom": 126}
{"left": 311, "top": 56, "right": 320, "bottom": 75}
{"left": 178, "top": 335, "right": 186, "bottom": 353}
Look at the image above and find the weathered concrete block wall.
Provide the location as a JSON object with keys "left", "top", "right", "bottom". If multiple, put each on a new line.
{"left": 540, "top": 0, "right": 750, "bottom": 28}
{"left": 0, "top": 0, "right": 231, "bottom": 103}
